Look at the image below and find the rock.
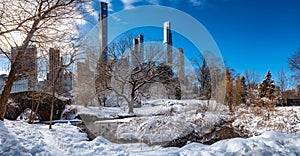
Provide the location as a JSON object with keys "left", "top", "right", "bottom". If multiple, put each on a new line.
{"left": 18, "top": 108, "right": 40, "bottom": 120}
{"left": 5, "top": 100, "right": 23, "bottom": 120}
{"left": 163, "top": 123, "right": 246, "bottom": 148}
{"left": 3, "top": 91, "right": 70, "bottom": 121}
{"left": 61, "top": 107, "right": 78, "bottom": 120}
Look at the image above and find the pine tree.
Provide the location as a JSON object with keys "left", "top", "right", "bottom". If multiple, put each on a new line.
{"left": 225, "top": 69, "right": 234, "bottom": 111}
{"left": 258, "top": 70, "right": 275, "bottom": 107}
{"left": 235, "top": 76, "right": 247, "bottom": 105}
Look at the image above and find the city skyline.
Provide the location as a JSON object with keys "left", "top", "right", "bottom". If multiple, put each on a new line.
{"left": 1, "top": 0, "right": 300, "bottom": 83}
{"left": 77, "top": 0, "right": 300, "bottom": 83}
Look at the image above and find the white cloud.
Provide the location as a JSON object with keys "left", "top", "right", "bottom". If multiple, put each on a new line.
{"left": 118, "top": 0, "right": 207, "bottom": 10}
{"left": 85, "top": 2, "right": 98, "bottom": 20}
{"left": 111, "top": 14, "right": 121, "bottom": 22}
{"left": 121, "top": 0, "right": 139, "bottom": 10}
{"left": 75, "top": 13, "right": 88, "bottom": 25}
{"left": 148, "top": 0, "right": 160, "bottom": 5}
{"left": 189, "top": 0, "right": 205, "bottom": 7}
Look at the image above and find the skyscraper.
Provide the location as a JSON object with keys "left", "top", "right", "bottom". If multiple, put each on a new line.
{"left": 163, "top": 21, "right": 172, "bottom": 66}
{"left": 11, "top": 45, "right": 37, "bottom": 90}
{"left": 48, "top": 48, "right": 62, "bottom": 88}
{"left": 131, "top": 34, "right": 144, "bottom": 68}
{"left": 137, "top": 34, "right": 144, "bottom": 61}
{"left": 99, "top": 1, "right": 108, "bottom": 64}
{"left": 178, "top": 48, "right": 185, "bottom": 79}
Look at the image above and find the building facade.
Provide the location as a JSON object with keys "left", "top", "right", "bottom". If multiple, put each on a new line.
{"left": 11, "top": 45, "right": 37, "bottom": 90}
{"left": 99, "top": 1, "right": 108, "bottom": 64}
{"left": 163, "top": 21, "right": 173, "bottom": 66}
{"left": 0, "top": 74, "right": 29, "bottom": 94}
{"left": 131, "top": 34, "right": 144, "bottom": 68}
{"left": 178, "top": 48, "right": 185, "bottom": 80}
{"left": 48, "top": 48, "right": 62, "bottom": 88}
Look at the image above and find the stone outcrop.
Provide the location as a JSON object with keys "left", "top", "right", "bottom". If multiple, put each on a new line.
{"left": 3, "top": 91, "right": 70, "bottom": 121}
{"left": 163, "top": 122, "right": 246, "bottom": 147}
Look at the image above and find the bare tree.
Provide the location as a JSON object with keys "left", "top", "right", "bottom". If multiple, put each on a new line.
{"left": 277, "top": 69, "right": 289, "bottom": 92}
{"left": 244, "top": 69, "right": 260, "bottom": 90}
{"left": 288, "top": 48, "right": 300, "bottom": 82}
{"left": 99, "top": 36, "right": 173, "bottom": 113}
{"left": 95, "top": 34, "right": 134, "bottom": 107}
{"left": 0, "top": 0, "right": 87, "bottom": 120}
{"left": 49, "top": 45, "right": 79, "bottom": 129}
{"left": 193, "top": 55, "right": 211, "bottom": 99}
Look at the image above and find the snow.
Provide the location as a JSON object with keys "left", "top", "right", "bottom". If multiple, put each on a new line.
{"left": 66, "top": 105, "right": 129, "bottom": 119}
{"left": 3, "top": 99, "right": 300, "bottom": 155}
{"left": 119, "top": 112, "right": 226, "bottom": 144}
{"left": 109, "top": 100, "right": 229, "bottom": 144}
{"left": 69, "top": 100, "right": 229, "bottom": 146}
{"left": 1, "top": 119, "right": 300, "bottom": 155}
{"left": 69, "top": 100, "right": 300, "bottom": 147}
{"left": 233, "top": 106, "right": 300, "bottom": 136}
{"left": 137, "top": 99, "right": 227, "bottom": 116}
{"left": 70, "top": 99, "right": 227, "bottom": 119}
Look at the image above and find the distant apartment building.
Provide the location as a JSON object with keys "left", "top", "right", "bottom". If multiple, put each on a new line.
{"left": 11, "top": 45, "right": 37, "bottom": 90}
{"left": 177, "top": 48, "right": 185, "bottom": 79}
{"left": 0, "top": 74, "right": 29, "bottom": 94}
{"left": 47, "top": 48, "right": 62, "bottom": 88}
{"left": 163, "top": 21, "right": 173, "bottom": 66}
{"left": 131, "top": 34, "right": 144, "bottom": 68}
{"left": 46, "top": 48, "right": 73, "bottom": 95}
{"left": 76, "top": 61, "right": 93, "bottom": 82}
{"left": 99, "top": 1, "right": 108, "bottom": 64}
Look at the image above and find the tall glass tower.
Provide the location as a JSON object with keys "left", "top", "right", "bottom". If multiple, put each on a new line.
{"left": 163, "top": 21, "right": 172, "bottom": 66}
{"left": 131, "top": 34, "right": 144, "bottom": 68}
{"left": 99, "top": 2, "right": 108, "bottom": 64}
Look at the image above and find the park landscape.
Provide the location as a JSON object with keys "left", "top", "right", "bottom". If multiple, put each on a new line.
{"left": 1, "top": 0, "right": 300, "bottom": 155}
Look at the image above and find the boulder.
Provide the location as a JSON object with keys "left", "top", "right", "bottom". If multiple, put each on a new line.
{"left": 3, "top": 91, "right": 70, "bottom": 121}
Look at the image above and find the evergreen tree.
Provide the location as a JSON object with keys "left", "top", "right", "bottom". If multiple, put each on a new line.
{"left": 258, "top": 70, "right": 275, "bottom": 100}
{"left": 235, "top": 76, "right": 247, "bottom": 105}
{"left": 225, "top": 69, "right": 234, "bottom": 111}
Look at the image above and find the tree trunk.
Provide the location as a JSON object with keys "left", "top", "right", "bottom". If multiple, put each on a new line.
{"left": 0, "top": 19, "right": 40, "bottom": 121}
{"left": 129, "top": 90, "right": 135, "bottom": 114}
{"left": 49, "top": 82, "right": 56, "bottom": 129}
{"left": 0, "top": 51, "right": 22, "bottom": 120}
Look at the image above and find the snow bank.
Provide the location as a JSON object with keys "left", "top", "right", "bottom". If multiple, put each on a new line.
{"left": 1, "top": 119, "right": 300, "bottom": 155}
{"left": 233, "top": 106, "right": 300, "bottom": 136}
{"left": 116, "top": 100, "right": 229, "bottom": 145}
{"left": 64, "top": 105, "right": 129, "bottom": 119}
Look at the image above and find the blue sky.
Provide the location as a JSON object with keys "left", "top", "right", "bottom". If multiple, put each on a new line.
{"left": 1, "top": 0, "right": 300, "bottom": 83}
{"left": 80, "top": 0, "right": 300, "bottom": 81}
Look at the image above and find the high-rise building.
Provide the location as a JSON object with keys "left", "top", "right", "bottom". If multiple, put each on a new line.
{"left": 131, "top": 34, "right": 144, "bottom": 68}
{"left": 48, "top": 48, "right": 62, "bottom": 88}
{"left": 76, "top": 61, "right": 93, "bottom": 83}
{"left": 99, "top": 1, "right": 108, "bottom": 64}
{"left": 11, "top": 45, "right": 37, "bottom": 90}
{"left": 178, "top": 48, "right": 185, "bottom": 79}
{"left": 163, "top": 21, "right": 172, "bottom": 66}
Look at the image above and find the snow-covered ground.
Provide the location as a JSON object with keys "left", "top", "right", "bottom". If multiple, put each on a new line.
{"left": 1, "top": 119, "right": 300, "bottom": 155}
{"left": 69, "top": 100, "right": 230, "bottom": 145}
{"left": 233, "top": 106, "right": 300, "bottom": 136}
{"left": 68, "top": 99, "right": 226, "bottom": 118}
{"left": 2, "top": 99, "right": 300, "bottom": 155}
{"left": 63, "top": 105, "right": 129, "bottom": 119}
{"left": 66, "top": 100, "right": 300, "bottom": 146}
